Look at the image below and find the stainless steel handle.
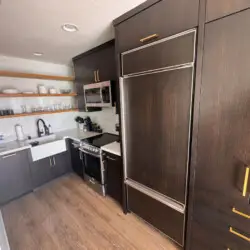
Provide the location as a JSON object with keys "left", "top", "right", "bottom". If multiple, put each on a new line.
{"left": 97, "top": 69, "right": 100, "bottom": 82}
{"left": 79, "top": 151, "right": 83, "bottom": 160}
{"left": 2, "top": 153, "right": 16, "bottom": 159}
{"left": 49, "top": 157, "right": 52, "bottom": 167}
{"left": 79, "top": 148, "right": 100, "bottom": 158}
{"left": 94, "top": 70, "right": 97, "bottom": 82}
{"left": 53, "top": 156, "right": 56, "bottom": 166}
{"left": 106, "top": 155, "right": 116, "bottom": 161}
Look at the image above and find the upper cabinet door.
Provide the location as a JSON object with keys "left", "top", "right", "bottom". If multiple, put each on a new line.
{"left": 206, "top": 0, "right": 250, "bottom": 23}
{"left": 115, "top": 0, "right": 199, "bottom": 53}
{"left": 194, "top": 9, "right": 250, "bottom": 216}
{"left": 95, "top": 42, "right": 116, "bottom": 82}
{"left": 122, "top": 30, "right": 196, "bottom": 76}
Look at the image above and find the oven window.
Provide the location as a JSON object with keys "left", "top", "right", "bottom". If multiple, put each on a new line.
{"left": 85, "top": 89, "right": 101, "bottom": 103}
{"left": 83, "top": 153, "right": 102, "bottom": 183}
{"left": 102, "top": 86, "right": 111, "bottom": 104}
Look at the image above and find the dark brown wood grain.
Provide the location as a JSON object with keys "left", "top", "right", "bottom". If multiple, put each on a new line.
{"left": 124, "top": 67, "right": 193, "bottom": 204}
{"left": 72, "top": 40, "right": 116, "bottom": 112}
{"left": 127, "top": 185, "right": 184, "bottom": 246}
{"left": 206, "top": 0, "right": 250, "bottom": 22}
{"left": 115, "top": 0, "right": 199, "bottom": 53}
{"left": 185, "top": 1, "right": 207, "bottom": 249}
{"left": 122, "top": 31, "right": 195, "bottom": 75}
{"left": 189, "top": 9, "right": 250, "bottom": 250}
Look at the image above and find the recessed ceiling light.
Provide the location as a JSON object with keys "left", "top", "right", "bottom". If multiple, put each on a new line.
{"left": 33, "top": 52, "right": 43, "bottom": 56}
{"left": 62, "top": 23, "right": 78, "bottom": 32}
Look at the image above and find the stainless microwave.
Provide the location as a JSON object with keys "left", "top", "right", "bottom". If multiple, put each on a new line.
{"left": 83, "top": 81, "right": 112, "bottom": 108}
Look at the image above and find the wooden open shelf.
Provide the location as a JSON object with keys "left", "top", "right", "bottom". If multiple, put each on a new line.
{"left": 0, "top": 70, "right": 74, "bottom": 81}
{"left": 0, "top": 109, "right": 79, "bottom": 119}
{"left": 0, "top": 93, "right": 77, "bottom": 98}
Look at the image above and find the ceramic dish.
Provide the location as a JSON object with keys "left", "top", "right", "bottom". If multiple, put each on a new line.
{"left": 2, "top": 89, "right": 20, "bottom": 94}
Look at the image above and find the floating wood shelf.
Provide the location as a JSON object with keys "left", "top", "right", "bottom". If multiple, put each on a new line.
{"left": 0, "top": 70, "right": 74, "bottom": 81}
{"left": 0, "top": 93, "right": 77, "bottom": 98}
{"left": 0, "top": 109, "right": 79, "bottom": 119}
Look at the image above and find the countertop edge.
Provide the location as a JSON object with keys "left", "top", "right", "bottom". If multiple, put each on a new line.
{"left": 101, "top": 142, "right": 121, "bottom": 157}
{"left": 0, "top": 130, "right": 99, "bottom": 156}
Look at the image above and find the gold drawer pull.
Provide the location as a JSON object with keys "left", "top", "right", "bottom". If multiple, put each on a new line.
{"left": 242, "top": 167, "right": 249, "bottom": 197}
{"left": 232, "top": 207, "right": 250, "bottom": 219}
{"left": 229, "top": 227, "right": 250, "bottom": 242}
{"left": 140, "top": 34, "right": 159, "bottom": 43}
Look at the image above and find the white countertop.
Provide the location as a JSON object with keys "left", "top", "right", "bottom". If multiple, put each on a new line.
{"left": 101, "top": 141, "right": 121, "bottom": 156}
{"left": 0, "top": 129, "right": 99, "bottom": 156}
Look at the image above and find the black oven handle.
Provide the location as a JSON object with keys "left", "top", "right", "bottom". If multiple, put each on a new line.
{"left": 79, "top": 148, "right": 100, "bottom": 158}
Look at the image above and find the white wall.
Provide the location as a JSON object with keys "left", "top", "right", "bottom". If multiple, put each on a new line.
{"left": 0, "top": 55, "right": 118, "bottom": 141}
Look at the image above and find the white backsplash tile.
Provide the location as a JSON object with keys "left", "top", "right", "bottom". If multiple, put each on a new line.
{"left": 0, "top": 55, "right": 118, "bottom": 140}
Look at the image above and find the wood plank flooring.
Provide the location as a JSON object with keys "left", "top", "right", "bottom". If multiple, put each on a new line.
{"left": 2, "top": 174, "right": 180, "bottom": 250}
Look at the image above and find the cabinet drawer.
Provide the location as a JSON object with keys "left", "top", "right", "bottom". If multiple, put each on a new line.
{"left": 193, "top": 201, "right": 250, "bottom": 237}
{"left": 122, "top": 29, "right": 196, "bottom": 76}
{"left": 127, "top": 185, "right": 184, "bottom": 246}
{"left": 191, "top": 220, "right": 250, "bottom": 250}
{"left": 193, "top": 188, "right": 250, "bottom": 233}
{"left": 206, "top": 0, "right": 250, "bottom": 23}
{"left": 115, "top": 0, "right": 199, "bottom": 53}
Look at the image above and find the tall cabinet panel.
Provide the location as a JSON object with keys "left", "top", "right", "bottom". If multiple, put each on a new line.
{"left": 124, "top": 67, "right": 193, "bottom": 204}
{"left": 190, "top": 9, "right": 250, "bottom": 250}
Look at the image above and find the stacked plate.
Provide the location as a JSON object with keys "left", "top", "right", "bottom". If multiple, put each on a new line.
{"left": 2, "top": 89, "right": 20, "bottom": 94}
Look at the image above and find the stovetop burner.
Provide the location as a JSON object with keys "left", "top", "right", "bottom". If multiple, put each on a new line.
{"left": 80, "top": 133, "right": 119, "bottom": 157}
{"left": 81, "top": 133, "right": 119, "bottom": 148}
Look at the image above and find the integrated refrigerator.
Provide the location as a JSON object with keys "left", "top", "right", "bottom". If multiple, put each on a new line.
{"left": 120, "top": 29, "right": 196, "bottom": 246}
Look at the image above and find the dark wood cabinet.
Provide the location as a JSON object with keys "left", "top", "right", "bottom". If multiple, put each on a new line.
{"left": 122, "top": 30, "right": 195, "bottom": 76}
{"left": 127, "top": 186, "right": 185, "bottom": 246}
{"left": 114, "top": 0, "right": 199, "bottom": 53}
{"left": 189, "top": 9, "right": 250, "bottom": 250}
{"left": 103, "top": 151, "right": 123, "bottom": 205}
{"left": 73, "top": 40, "right": 117, "bottom": 112}
{"left": 0, "top": 150, "right": 32, "bottom": 205}
{"left": 206, "top": 0, "right": 250, "bottom": 23}
{"left": 68, "top": 139, "right": 84, "bottom": 178}
{"left": 124, "top": 67, "right": 193, "bottom": 204}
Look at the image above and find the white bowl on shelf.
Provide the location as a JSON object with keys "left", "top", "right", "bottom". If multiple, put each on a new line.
{"left": 2, "top": 89, "right": 20, "bottom": 94}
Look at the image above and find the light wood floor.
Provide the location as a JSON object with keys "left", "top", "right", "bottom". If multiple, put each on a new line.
{"left": 2, "top": 174, "right": 180, "bottom": 250}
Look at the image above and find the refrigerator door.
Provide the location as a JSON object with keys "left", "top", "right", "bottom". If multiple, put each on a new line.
{"left": 121, "top": 66, "right": 194, "bottom": 204}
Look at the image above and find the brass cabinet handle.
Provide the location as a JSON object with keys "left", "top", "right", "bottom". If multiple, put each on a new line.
{"left": 232, "top": 207, "right": 250, "bottom": 219}
{"left": 94, "top": 71, "right": 97, "bottom": 82}
{"left": 242, "top": 167, "right": 249, "bottom": 197}
{"left": 97, "top": 69, "right": 100, "bottom": 82}
{"left": 229, "top": 227, "right": 250, "bottom": 242}
{"left": 140, "top": 34, "right": 159, "bottom": 43}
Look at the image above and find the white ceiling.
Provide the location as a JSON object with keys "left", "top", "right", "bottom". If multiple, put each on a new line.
{"left": 0, "top": 0, "right": 145, "bottom": 65}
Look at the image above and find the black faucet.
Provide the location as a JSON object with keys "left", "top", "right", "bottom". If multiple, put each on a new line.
{"left": 37, "top": 119, "right": 49, "bottom": 137}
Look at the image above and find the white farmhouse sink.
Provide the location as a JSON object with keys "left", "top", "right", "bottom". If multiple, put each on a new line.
{"left": 29, "top": 135, "right": 66, "bottom": 161}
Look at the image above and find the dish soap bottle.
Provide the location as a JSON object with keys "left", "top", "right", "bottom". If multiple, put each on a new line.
{"left": 48, "top": 125, "right": 53, "bottom": 134}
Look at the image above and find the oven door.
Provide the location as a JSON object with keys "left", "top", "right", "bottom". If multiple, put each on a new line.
{"left": 80, "top": 149, "right": 103, "bottom": 184}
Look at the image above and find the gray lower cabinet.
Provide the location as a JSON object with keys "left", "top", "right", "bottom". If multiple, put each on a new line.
{"left": 31, "top": 151, "right": 71, "bottom": 188}
{"left": 0, "top": 150, "right": 32, "bottom": 205}
{"left": 51, "top": 151, "right": 71, "bottom": 178}
{"left": 31, "top": 157, "right": 53, "bottom": 188}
